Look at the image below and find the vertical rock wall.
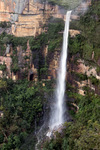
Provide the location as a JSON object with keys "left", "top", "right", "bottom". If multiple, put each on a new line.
{"left": 0, "top": 0, "right": 65, "bottom": 36}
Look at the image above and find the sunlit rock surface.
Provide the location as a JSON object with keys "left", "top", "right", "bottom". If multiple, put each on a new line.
{"left": 0, "top": 0, "right": 91, "bottom": 37}
{"left": 0, "top": 0, "right": 65, "bottom": 37}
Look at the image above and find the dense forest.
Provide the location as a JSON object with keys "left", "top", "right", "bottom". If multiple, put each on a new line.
{"left": 0, "top": 0, "right": 100, "bottom": 150}
{"left": 0, "top": 78, "right": 56, "bottom": 149}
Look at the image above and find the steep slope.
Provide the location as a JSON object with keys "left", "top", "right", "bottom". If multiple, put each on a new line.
{"left": 43, "top": 1, "right": 100, "bottom": 149}
{"left": 0, "top": 0, "right": 100, "bottom": 150}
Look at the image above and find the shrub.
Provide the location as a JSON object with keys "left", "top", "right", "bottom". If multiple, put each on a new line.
{"left": 0, "top": 21, "right": 11, "bottom": 28}
{"left": 0, "top": 62, "right": 6, "bottom": 71}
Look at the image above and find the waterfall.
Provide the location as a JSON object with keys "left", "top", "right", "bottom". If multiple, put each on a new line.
{"left": 47, "top": 11, "right": 72, "bottom": 136}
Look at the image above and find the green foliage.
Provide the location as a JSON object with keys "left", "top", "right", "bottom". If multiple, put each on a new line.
{"left": 0, "top": 33, "right": 6, "bottom": 56}
{"left": 48, "top": 0, "right": 69, "bottom": 9}
{"left": 72, "top": 72, "right": 88, "bottom": 81}
{"left": 40, "top": 67, "right": 48, "bottom": 78}
{"left": 11, "top": 53, "right": 19, "bottom": 74}
{"left": 24, "top": 55, "right": 30, "bottom": 60}
{"left": 0, "top": 80, "right": 7, "bottom": 90}
{"left": 0, "top": 1, "right": 99, "bottom": 150}
{"left": 7, "top": 35, "right": 28, "bottom": 50}
{"left": 69, "top": 34, "right": 85, "bottom": 56}
{"left": 43, "top": 92, "right": 100, "bottom": 150}
{"left": 29, "top": 19, "right": 64, "bottom": 80}
{"left": 89, "top": 75, "right": 100, "bottom": 85}
{"left": 2, "top": 37, "right": 10, "bottom": 45}
{"left": 96, "top": 66, "right": 100, "bottom": 74}
{"left": 43, "top": 18, "right": 100, "bottom": 144}
{"left": 0, "top": 32, "right": 28, "bottom": 50}
{"left": 0, "top": 21, "right": 11, "bottom": 28}
{"left": 0, "top": 62, "right": 6, "bottom": 71}
{"left": 47, "top": 22, "right": 64, "bottom": 52}
{"left": 11, "top": 63, "right": 19, "bottom": 73}
{"left": 48, "top": 0, "right": 82, "bottom": 9}
{"left": 69, "top": 0, "right": 100, "bottom": 62}
{"left": 83, "top": 43, "right": 93, "bottom": 60}
{"left": 29, "top": 33, "right": 48, "bottom": 51}
{"left": 29, "top": 21, "right": 64, "bottom": 52}
{"left": 0, "top": 32, "right": 29, "bottom": 56}
{"left": 94, "top": 48, "right": 100, "bottom": 62}
{"left": 0, "top": 79, "right": 46, "bottom": 149}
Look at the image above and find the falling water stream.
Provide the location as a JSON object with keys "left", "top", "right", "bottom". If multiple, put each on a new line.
{"left": 35, "top": 11, "right": 72, "bottom": 149}
{"left": 47, "top": 11, "right": 72, "bottom": 137}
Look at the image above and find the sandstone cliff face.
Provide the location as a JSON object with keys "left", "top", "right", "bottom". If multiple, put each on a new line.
{"left": 0, "top": 40, "right": 36, "bottom": 81}
{"left": 76, "top": 59, "right": 100, "bottom": 80}
{"left": 0, "top": 0, "right": 65, "bottom": 37}
{"left": 1, "top": 0, "right": 98, "bottom": 95}
{"left": 0, "top": 32, "right": 99, "bottom": 95}
{"left": 67, "top": 55, "right": 100, "bottom": 96}
{"left": 0, "top": 0, "right": 91, "bottom": 37}
{"left": 69, "top": 29, "right": 80, "bottom": 37}
{"left": 0, "top": 0, "right": 28, "bottom": 21}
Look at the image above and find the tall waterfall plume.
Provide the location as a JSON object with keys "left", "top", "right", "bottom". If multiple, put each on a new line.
{"left": 47, "top": 11, "right": 72, "bottom": 136}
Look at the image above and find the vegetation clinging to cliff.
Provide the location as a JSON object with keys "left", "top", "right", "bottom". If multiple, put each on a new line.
{"left": 48, "top": 0, "right": 82, "bottom": 9}
{"left": 43, "top": 1, "right": 100, "bottom": 149}
{"left": 0, "top": 21, "right": 11, "bottom": 28}
{"left": 0, "top": 1, "right": 100, "bottom": 150}
{"left": 43, "top": 88, "right": 100, "bottom": 150}
{"left": 29, "top": 19, "right": 64, "bottom": 52}
{"left": 69, "top": 0, "right": 100, "bottom": 62}
{"left": 0, "top": 79, "right": 46, "bottom": 149}
{"left": 29, "top": 19, "right": 64, "bottom": 79}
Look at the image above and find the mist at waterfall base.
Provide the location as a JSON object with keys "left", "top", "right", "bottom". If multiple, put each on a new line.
{"left": 47, "top": 11, "right": 72, "bottom": 137}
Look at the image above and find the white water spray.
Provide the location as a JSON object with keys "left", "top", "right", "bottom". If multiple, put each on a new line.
{"left": 47, "top": 11, "right": 72, "bottom": 136}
